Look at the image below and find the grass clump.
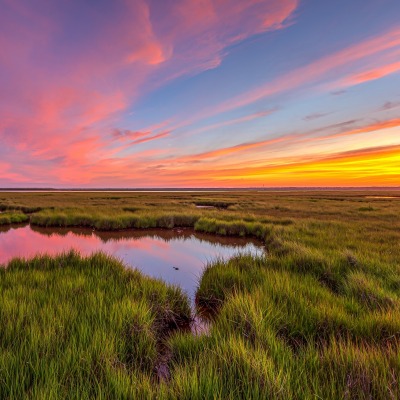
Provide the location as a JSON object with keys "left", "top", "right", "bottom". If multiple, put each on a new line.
{"left": 194, "top": 200, "right": 234, "bottom": 209}
{"left": 0, "top": 251, "right": 191, "bottom": 399}
{"left": 189, "top": 253, "right": 400, "bottom": 398}
{"left": 0, "top": 204, "right": 42, "bottom": 213}
{"left": 30, "top": 209, "right": 201, "bottom": 231}
{"left": 0, "top": 211, "right": 29, "bottom": 225}
{"left": 344, "top": 271, "right": 396, "bottom": 311}
{"left": 358, "top": 206, "right": 376, "bottom": 211}
{"left": 196, "top": 254, "right": 267, "bottom": 314}
{"left": 195, "top": 217, "right": 268, "bottom": 239}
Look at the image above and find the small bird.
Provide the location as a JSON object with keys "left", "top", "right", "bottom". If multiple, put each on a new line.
{"left": 173, "top": 266, "right": 179, "bottom": 270}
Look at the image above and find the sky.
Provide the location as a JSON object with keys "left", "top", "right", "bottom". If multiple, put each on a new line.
{"left": 0, "top": 0, "right": 399, "bottom": 188}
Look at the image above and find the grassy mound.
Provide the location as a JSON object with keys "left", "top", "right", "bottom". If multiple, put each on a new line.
{"left": 30, "top": 209, "right": 201, "bottom": 230}
{"left": 0, "top": 211, "right": 29, "bottom": 225}
{"left": 190, "top": 253, "right": 400, "bottom": 399}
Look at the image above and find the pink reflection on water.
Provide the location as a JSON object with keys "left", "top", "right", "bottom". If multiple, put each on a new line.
{"left": 0, "top": 225, "right": 264, "bottom": 299}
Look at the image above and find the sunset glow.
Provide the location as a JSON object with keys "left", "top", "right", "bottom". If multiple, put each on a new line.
{"left": 1, "top": 0, "right": 399, "bottom": 187}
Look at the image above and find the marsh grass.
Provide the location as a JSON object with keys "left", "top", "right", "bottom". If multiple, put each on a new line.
{"left": 0, "top": 190, "right": 400, "bottom": 398}
{"left": 30, "top": 209, "right": 201, "bottom": 231}
{"left": 192, "top": 253, "right": 400, "bottom": 399}
{"left": 0, "top": 203, "right": 42, "bottom": 213}
{"left": 0, "top": 211, "right": 29, "bottom": 225}
{"left": 194, "top": 217, "right": 269, "bottom": 238}
{"left": 194, "top": 200, "right": 234, "bottom": 209}
{"left": 0, "top": 251, "right": 191, "bottom": 399}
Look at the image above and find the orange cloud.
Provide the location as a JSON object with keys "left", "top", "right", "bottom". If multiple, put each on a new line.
{"left": 35, "top": 115, "right": 399, "bottom": 187}
{"left": 153, "top": 144, "right": 400, "bottom": 187}
{"left": 238, "top": 144, "right": 400, "bottom": 187}
{"left": 162, "top": 118, "right": 400, "bottom": 167}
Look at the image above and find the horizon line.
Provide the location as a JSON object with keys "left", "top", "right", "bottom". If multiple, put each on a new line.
{"left": 1, "top": 186, "right": 399, "bottom": 191}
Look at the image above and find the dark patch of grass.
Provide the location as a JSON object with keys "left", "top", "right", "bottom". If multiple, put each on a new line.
{"left": 260, "top": 217, "right": 293, "bottom": 226}
{"left": 122, "top": 206, "right": 140, "bottom": 212}
{"left": 358, "top": 206, "right": 376, "bottom": 211}
{"left": 194, "top": 200, "right": 234, "bottom": 209}
{"left": 271, "top": 205, "right": 290, "bottom": 211}
{"left": 0, "top": 204, "right": 42, "bottom": 214}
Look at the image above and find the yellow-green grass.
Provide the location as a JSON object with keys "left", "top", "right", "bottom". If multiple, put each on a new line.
{"left": 190, "top": 250, "right": 400, "bottom": 399}
{"left": 0, "top": 190, "right": 399, "bottom": 398}
{"left": 0, "top": 251, "right": 191, "bottom": 399}
{"left": 0, "top": 211, "right": 29, "bottom": 225}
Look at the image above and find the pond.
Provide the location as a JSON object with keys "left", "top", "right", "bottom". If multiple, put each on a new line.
{"left": 0, "top": 224, "right": 264, "bottom": 301}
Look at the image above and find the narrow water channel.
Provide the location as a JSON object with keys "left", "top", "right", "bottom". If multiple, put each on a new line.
{"left": 0, "top": 224, "right": 264, "bottom": 301}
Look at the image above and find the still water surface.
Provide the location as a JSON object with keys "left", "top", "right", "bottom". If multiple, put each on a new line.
{"left": 0, "top": 225, "right": 264, "bottom": 300}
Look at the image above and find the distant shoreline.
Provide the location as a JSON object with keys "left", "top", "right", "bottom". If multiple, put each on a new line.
{"left": 0, "top": 187, "right": 399, "bottom": 192}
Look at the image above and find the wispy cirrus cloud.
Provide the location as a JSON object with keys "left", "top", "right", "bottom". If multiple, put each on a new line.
{"left": 179, "top": 108, "right": 278, "bottom": 138}
{"left": 184, "top": 26, "right": 400, "bottom": 123}
{"left": 111, "top": 129, "right": 170, "bottom": 145}
{"left": 380, "top": 101, "right": 400, "bottom": 111}
{"left": 303, "top": 112, "right": 331, "bottom": 121}
{"left": 333, "top": 59, "right": 400, "bottom": 88}
{"left": 161, "top": 117, "right": 400, "bottom": 166}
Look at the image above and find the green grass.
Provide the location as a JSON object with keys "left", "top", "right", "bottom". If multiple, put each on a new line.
{"left": 194, "top": 217, "right": 269, "bottom": 238}
{"left": 30, "top": 209, "right": 201, "bottom": 230}
{"left": 192, "top": 253, "right": 400, "bottom": 399}
{"left": 0, "top": 190, "right": 399, "bottom": 398}
{"left": 0, "top": 211, "right": 29, "bottom": 225}
{"left": 0, "top": 203, "right": 42, "bottom": 213}
{"left": 0, "top": 251, "right": 191, "bottom": 399}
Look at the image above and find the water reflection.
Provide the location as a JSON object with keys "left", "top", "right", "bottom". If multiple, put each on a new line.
{"left": 0, "top": 224, "right": 264, "bottom": 300}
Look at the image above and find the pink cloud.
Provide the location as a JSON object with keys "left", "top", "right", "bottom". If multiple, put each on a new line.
{"left": 0, "top": 162, "right": 30, "bottom": 183}
{"left": 0, "top": 0, "right": 299, "bottom": 186}
{"left": 335, "top": 60, "right": 400, "bottom": 87}
{"left": 135, "top": 0, "right": 299, "bottom": 87}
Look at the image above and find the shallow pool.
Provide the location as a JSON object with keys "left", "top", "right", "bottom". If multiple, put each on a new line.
{"left": 0, "top": 224, "right": 264, "bottom": 300}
